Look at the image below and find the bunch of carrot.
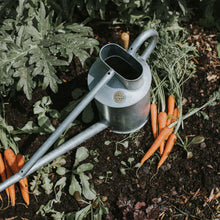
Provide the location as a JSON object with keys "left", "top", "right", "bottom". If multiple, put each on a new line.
{"left": 0, "top": 148, "right": 29, "bottom": 206}
{"left": 140, "top": 94, "right": 179, "bottom": 169}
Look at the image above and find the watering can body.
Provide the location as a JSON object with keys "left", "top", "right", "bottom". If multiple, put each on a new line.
{"left": 88, "top": 29, "right": 158, "bottom": 133}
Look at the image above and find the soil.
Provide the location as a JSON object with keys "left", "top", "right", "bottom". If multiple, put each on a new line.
{"left": 0, "top": 22, "right": 219, "bottom": 220}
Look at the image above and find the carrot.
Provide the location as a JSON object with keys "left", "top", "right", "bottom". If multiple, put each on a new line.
{"left": 16, "top": 154, "right": 29, "bottom": 205}
{"left": 0, "top": 153, "right": 9, "bottom": 198}
{"left": 4, "top": 158, "right": 15, "bottom": 206}
{"left": 159, "top": 141, "right": 165, "bottom": 155}
{"left": 157, "top": 133, "right": 177, "bottom": 169}
{"left": 158, "top": 112, "right": 167, "bottom": 133}
{"left": 121, "top": 32, "right": 129, "bottom": 50}
{"left": 167, "top": 95, "right": 175, "bottom": 126}
{"left": 140, "top": 126, "right": 174, "bottom": 166}
{"left": 158, "top": 112, "right": 167, "bottom": 154}
{"left": 171, "top": 108, "right": 179, "bottom": 123}
{"left": 150, "top": 103, "right": 158, "bottom": 139}
{"left": 3, "top": 149, "right": 27, "bottom": 189}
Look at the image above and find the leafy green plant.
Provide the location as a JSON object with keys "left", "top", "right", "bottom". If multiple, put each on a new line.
{"left": 0, "top": 101, "right": 20, "bottom": 154}
{"left": 55, "top": 146, "right": 109, "bottom": 219}
{"left": 30, "top": 155, "right": 66, "bottom": 195}
{"left": 18, "top": 96, "right": 59, "bottom": 135}
{"left": 104, "top": 132, "right": 139, "bottom": 156}
{"left": 36, "top": 176, "right": 67, "bottom": 219}
{"left": 0, "top": 0, "right": 99, "bottom": 100}
{"left": 65, "top": 194, "right": 108, "bottom": 220}
{"left": 198, "top": 0, "right": 220, "bottom": 30}
{"left": 120, "top": 157, "right": 140, "bottom": 175}
{"left": 176, "top": 136, "right": 205, "bottom": 159}
{"left": 145, "top": 17, "right": 197, "bottom": 89}
{"left": 56, "top": 147, "right": 95, "bottom": 198}
{"left": 15, "top": 96, "right": 60, "bottom": 137}
{"left": 50, "top": 0, "right": 109, "bottom": 21}
{"left": 99, "top": 170, "right": 113, "bottom": 183}
{"left": 47, "top": 0, "right": 193, "bottom": 26}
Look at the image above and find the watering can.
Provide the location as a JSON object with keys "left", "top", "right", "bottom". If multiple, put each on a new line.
{"left": 0, "top": 29, "right": 158, "bottom": 192}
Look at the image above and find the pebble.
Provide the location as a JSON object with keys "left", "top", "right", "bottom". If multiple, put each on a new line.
{"left": 200, "top": 142, "right": 207, "bottom": 149}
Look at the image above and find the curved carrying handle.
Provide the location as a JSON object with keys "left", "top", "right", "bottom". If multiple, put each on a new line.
{"left": 127, "top": 29, "right": 158, "bottom": 60}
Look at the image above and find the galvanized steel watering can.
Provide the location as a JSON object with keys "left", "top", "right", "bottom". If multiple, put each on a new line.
{"left": 0, "top": 29, "right": 158, "bottom": 191}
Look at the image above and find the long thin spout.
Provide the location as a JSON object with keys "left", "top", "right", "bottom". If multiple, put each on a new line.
{"left": 0, "top": 120, "right": 108, "bottom": 192}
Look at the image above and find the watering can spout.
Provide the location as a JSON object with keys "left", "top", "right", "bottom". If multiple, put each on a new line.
{"left": 0, "top": 70, "right": 114, "bottom": 192}
{"left": 0, "top": 120, "right": 108, "bottom": 192}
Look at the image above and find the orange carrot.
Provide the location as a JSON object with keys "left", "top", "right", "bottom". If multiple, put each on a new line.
{"left": 16, "top": 154, "right": 29, "bottom": 205}
{"left": 157, "top": 133, "right": 177, "bottom": 169}
{"left": 158, "top": 112, "right": 167, "bottom": 154}
{"left": 158, "top": 112, "right": 167, "bottom": 133}
{"left": 4, "top": 158, "right": 15, "bottom": 206}
{"left": 4, "top": 149, "right": 27, "bottom": 189}
{"left": 0, "top": 153, "right": 9, "bottom": 198}
{"left": 121, "top": 32, "right": 129, "bottom": 50}
{"left": 171, "top": 108, "right": 179, "bottom": 123}
{"left": 150, "top": 103, "right": 158, "bottom": 139}
{"left": 140, "top": 126, "right": 174, "bottom": 165}
{"left": 167, "top": 95, "right": 175, "bottom": 126}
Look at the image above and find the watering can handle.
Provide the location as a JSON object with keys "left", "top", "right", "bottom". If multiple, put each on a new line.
{"left": 128, "top": 29, "right": 158, "bottom": 60}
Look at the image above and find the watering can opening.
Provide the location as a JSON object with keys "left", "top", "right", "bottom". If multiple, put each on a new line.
{"left": 100, "top": 44, "right": 143, "bottom": 89}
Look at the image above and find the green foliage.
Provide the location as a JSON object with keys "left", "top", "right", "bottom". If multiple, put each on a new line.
{"left": 37, "top": 177, "right": 66, "bottom": 219}
{"left": 144, "top": 17, "right": 197, "bottom": 95}
{"left": 0, "top": 0, "right": 99, "bottom": 100}
{"left": 50, "top": 0, "right": 109, "bottom": 21}
{"left": 49, "top": 0, "right": 220, "bottom": 30}
{"left": 120, "top": 157, "right": 140, "bottom": 175}
{"left": 177, "top": 135, "right": 205, "bottom": 159}
{"left": 17, "top": 96, "right": 60, "bottom": 135}
{"left": 46, "top": 0, "right": 189, "bottom": 24}
{"left": 0, "top": 102, "right": 20, "bottom": 154}
{"left": 30, "top": 155, "right": 66, "bottom": 195}
{"left": 198, "top": 0, "right": 220, "bottom": 30}
{"left": 68, "top": 146, "right": 96, "bottom": 200}
{"left": 55, "top": 146, "right": 109, "bottom": 219}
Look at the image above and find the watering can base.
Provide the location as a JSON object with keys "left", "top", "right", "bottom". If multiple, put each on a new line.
{"left": 108, "top": 115, "right": 149, "bottom": 134}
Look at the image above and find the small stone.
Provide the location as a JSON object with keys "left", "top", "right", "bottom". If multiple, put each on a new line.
{"left": 101, "top": 196, "right": 108, "bottom": 202}
{"left": 200, "top": 142, "right": 207, "bottom": 149}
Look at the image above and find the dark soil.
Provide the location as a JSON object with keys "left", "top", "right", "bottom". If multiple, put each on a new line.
{"left": 0, "top": 23, "right": 219, "bottom": 220}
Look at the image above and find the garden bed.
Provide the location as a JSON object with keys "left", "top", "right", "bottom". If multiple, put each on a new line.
{"left": 0, "top": 21, "right": 219, "bottom": 219}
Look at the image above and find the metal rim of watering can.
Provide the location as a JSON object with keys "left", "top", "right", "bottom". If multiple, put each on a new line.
{"left": 127, "top": 29, "right": 158, "bottom": 60}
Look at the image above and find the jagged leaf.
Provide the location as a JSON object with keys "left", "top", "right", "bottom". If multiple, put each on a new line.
{"left": 14, "top": 67, "right": 35, "bottom": 100}
{"left": 41, "top": 172, "right": 53, "bottom": 195}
